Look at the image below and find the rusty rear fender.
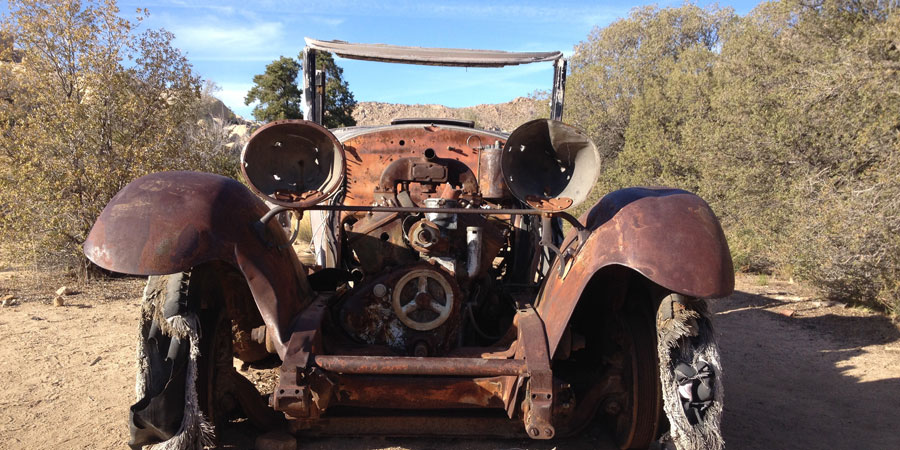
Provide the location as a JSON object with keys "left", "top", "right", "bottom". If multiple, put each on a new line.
{"left": 84, "top": 171, "right": 313, "bottom": 358}
{"left": 536, "top": 187, "right": 734, "bottom": 354}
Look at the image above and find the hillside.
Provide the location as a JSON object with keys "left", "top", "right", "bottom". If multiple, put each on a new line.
{"left": 207, "top": 96, "right": 551, "bottom": 154}
{"left": 351, "top": 96, "right": 549, "bottom": 132}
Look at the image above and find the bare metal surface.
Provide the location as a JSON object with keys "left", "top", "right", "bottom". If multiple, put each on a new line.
{"left": 337, "top": 262, "right": 460, "bottom": 354}
{"left": 314, "top": 70, "right": 326, "bottom": 125}
{"left": 375, "top": 156, "right": 477, "bottom": 195}
{"left": 614, "top": 314, "right": 662, "bottom": 448}
{"left": 302, "top": 48, "right": 317, "bottom": 123}
{"left": 476, "top": 146, "right": 508, "bottom": 199}
{"left": 305, "top": 38, "right": 562, "bottom": 67}
{"left": 391, "top": 269, "right": 455, "bottom": 331}
{"left": 391, "top": 117, "right": 476, "bottom": 127}
{"left": 272, "top": 297, "right": 331, "bottom": 418}
{"left": 550, "top": 58, "right": 567, "bottom": 121}
{"left": 339, "top": 125, "right": 499, "bottom": 209}
{"left": 465, "top": 227, "right": 483, "bottom": 279}
{"left": 312, "top": 204, "right": 544, "bottom": 215}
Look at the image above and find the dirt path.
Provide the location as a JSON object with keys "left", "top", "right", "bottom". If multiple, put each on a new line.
{"left": 0, "top": 274, "right": 898, "bottom": 449}
{"left": 0, "top": 275, "right": 141, "bottom": 450}
{"left": 712, "top": 281, "right": 900, "bottom": 449}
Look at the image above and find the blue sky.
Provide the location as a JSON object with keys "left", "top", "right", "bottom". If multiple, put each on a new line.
{"left": 32, "top": 1, "right": 763, "bottom": 118}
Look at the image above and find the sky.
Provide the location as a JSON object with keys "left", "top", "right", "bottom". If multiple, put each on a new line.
{"left": 32, "top": 0, "right": 763, "bottom": 118}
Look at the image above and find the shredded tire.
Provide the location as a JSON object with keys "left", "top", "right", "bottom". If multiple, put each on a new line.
{"left": 132, "top": 273, "right": 215, "bottom": 450}
{"left": 657, "top": 294, "right": 724, "bottom": 450}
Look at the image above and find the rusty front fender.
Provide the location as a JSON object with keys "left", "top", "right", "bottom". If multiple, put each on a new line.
{"left": 84, "top": 171, "right": 313, "bottom": 358}
{"left": 536, "top": 187, "right": 734, "bottom": 354}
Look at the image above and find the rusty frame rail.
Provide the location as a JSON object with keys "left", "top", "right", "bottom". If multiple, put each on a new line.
{"left": 312, "top": 355, "right": 527, "bottom": 377}
{"left": 274, "top": 304, "right": 559, "bottom": 441}
{"left": 287, "top": 414, "right": 527, "bottom": 438}
{"left": 259, "top": 204, "right": 588, "bottom": 241}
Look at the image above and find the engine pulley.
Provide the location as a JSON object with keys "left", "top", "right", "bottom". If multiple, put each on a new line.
{"left": 392, "top": 269, "right": 454, "bottom": 331}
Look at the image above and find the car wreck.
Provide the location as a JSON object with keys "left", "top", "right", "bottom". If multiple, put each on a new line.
{"left": 84, "top": 38, "right": 733, "bottom": 450}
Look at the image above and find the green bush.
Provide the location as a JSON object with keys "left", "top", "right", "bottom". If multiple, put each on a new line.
{"left": 0, "top": 0, "right": 238, "bottom": 276}
{"left": 567, "top": 1, "right": 900, "bottom": 313}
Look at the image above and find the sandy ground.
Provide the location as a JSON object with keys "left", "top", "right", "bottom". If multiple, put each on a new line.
{"left": 1, "top": 271, "right": 898, "bottom": 450}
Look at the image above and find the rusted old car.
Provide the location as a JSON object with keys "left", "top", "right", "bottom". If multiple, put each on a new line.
{"left": 84, "top": 39, "right": 733, "bottom": 450}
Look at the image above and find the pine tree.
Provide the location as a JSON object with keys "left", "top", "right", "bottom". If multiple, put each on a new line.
{"left": 245, "top": 52, "right": 356, "bottom": 127}
{"left": 244, "top": 56, "right": 303, "bottom": 122}
{"left": 314, "top": 51, "right": 357, "bottom": 128}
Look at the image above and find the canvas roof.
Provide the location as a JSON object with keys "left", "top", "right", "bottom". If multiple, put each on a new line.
{"left": 305, "top": 38, "right": 563, "bottom": 68}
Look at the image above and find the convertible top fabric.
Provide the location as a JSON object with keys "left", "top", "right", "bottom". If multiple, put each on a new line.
{"left": 305, "top": 38, "right": 563, "bottom": 67}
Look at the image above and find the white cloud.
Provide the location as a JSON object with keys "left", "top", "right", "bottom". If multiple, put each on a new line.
{"left": 169, "top": 20, "right": 287, "bottom": 61}
{"left": 396, "top": 2, "right": 622, "bottom": 26}
{"left": 406, "top": 1, "right": 617, "bottom": 27}
{"left": 309, "top": 16, "right": 345, "bottom": 27}
{"left": 146, "top": 0, "right": 625, "bottom": 27}
{"left": 214, "top": 82, "right": 255, "bottom": 117}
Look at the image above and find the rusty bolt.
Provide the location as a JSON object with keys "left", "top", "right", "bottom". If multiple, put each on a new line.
{"left": 413, "top": 341, "right": 429, "bottom": 357}
{"left": 373, "top": 283, "right": 388, "bottom": 298}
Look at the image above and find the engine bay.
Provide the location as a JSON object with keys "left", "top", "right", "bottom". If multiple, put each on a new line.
{"left": 331, "top": 130, "right": 544, "bottom": 356}
{"left": 241, "top": 119, "right": 600, "bottom": 358}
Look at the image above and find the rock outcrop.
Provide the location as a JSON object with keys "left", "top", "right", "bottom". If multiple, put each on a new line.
{"left": 351, "top": 96, "right": 550, "bottom": 132}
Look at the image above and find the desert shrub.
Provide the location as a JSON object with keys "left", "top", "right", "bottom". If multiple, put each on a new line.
{"left": 566, "top": 4, "right": 735, "bottom": 180}
{"left": 567, "top": 0, "right": 900, "bottom": 312}
{"left": 0, "top": 0, "right": 238, "bottom": 276}
{"left": 710, "top": 0, "right": 900, "bottom": 312}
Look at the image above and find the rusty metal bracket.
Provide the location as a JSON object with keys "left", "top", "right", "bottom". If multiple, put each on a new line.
{"left": 539, "top": 214, "right": 589, "bottom": 278}
{"left": 272, "top": 297, "right": 332, "bottom": 419}
{"left": 516, "top": 306, "right": 555, "bottom": 439}
{"left": 539, "top": 215, "right": 561, "bottom": 257}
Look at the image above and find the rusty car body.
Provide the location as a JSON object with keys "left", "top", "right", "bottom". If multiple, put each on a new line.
{"left": 84, "top": 38, "right": 733, "bottom": 450}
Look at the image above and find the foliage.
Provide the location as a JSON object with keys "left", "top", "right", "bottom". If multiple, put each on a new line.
{"left": 314, "top": 51, "right": 357, "bottom": 128}
{"left": 0, "top": 0, "right": 237, "bottom": 276}
{"left": 245, "top": 51, "right": 357, "bottom": 127}
{"left": 567, "top": 5, "right": 734, "bottom": 169}
{"left": 244, "top": 56, "right": 303, "bottom": 122}
{"left": 567, "top": 1, "right": 900, "bottom": 313}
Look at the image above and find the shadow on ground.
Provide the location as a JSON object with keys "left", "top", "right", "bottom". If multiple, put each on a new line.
{"left": 712, "top": 290, "right": 900, "bottom": 450}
